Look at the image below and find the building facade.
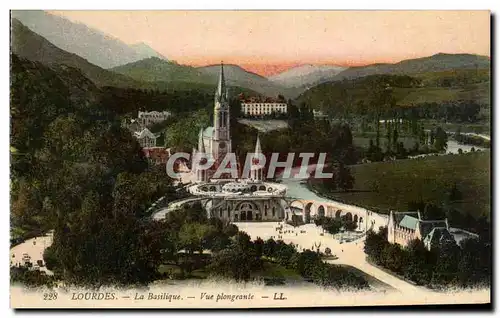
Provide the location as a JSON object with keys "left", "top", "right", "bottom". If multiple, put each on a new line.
{"left": 134, "top": 128, "right": 159, "bottom": 148}
{"left": 192, "top": 63, "right": 234, "bottom": 181}
{"left": 240, "top": 96, "right": 287, "bottom": 116}
{"left": 137, "top": 111, "right": 171, "bottom": 128}
{"left": 313, "top": 109, "right": 328, "bottom": 120}
{"left": 187, "top": 63, "right": 287, "bottom": 222}
{"left": 387, "top": 210, "right": 457, "bottom": 250}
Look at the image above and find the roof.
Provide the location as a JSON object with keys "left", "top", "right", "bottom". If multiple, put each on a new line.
{"left": 418, "top": 220, "right": 448, "bottom": 238}
{"left": 142, "top": 147, "right": 169, "bottom": 159}
{"left": 203, "top": 127, "right": 214, "bottom": 139}
{"left": 134, "top": 128, "right": 157, "bottom": 139}
{"left": 448, "top": 227, "right": 479, "bottom": 245}
{"left": 393, "top": 211, "right": 420, "bottom": 224}
{"left": 254, "top": 135, "right": 262, "bottom": 154}
{"left": 423, "top": 227, "right": 455, "bottom": 247}
{"left": 399, "top": 215, "right": 419, "bottom": 230}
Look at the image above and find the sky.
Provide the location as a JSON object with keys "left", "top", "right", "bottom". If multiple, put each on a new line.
{"left": 49, "top": 10, "right": 490, "bottom": 76}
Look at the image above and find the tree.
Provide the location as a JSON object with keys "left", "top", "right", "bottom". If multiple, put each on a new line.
{"left": 369, "top": 83, "right": 395, "bottom": 148}
{"left": 433, "top": 127, "right": 448, "bottom": 152}
{"left": 233, "top": 231, "right": 253, "bottom": 251}
{"left": 422, "top": 204, "right": 446, "bottom": 220}
{"left": 223, "top": 223, "right": 239, "bottom": 237}
{"left": 364, "top": 228, "right": 389, "bottom": 265}
{"left": 431, "top": 239, "right": 460, "bottom": 286}
{"left": 448, "top": 183, "right": 463, "bottom": 202}
{"left": 457, "top": 238, "right": 491, "bottom": 287}
{"left": 263, "top": 238, "right": 277, "bottom": 258}
{"left": 253, "top": 237, "right": 264, "bottom": 258}
{"left": 386, "top": 123, "right": 392, "bottom": 152}
{"left": 403, "top": 239, "right": 433, "bottom": 285}
{"left": 51, "top": 215, "right": 165, "bottom": 287}
{"left": 291, "top": 250, "right": 322, "bottom": 278}
{"left": 336, "top": 163, "right": 354, "bottom": 191}
{"left": 454, "top": 126, "right": 462, "bottom": 140}
{"left": 179, "top": 222, "right": 214, "bottom": 256}
{"left": 392, "top": 127, "right": 399, "bottom": 151}
{"left": 208, "top": 247, "right": 262, "bottom": 282}
{"left": 381, "top": 243, "right": 406, "bottom": 274}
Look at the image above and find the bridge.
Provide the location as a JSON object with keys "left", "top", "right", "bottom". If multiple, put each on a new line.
{"left": 151, "top": 192, "right": 389, "bottom": 234}
{"left": 283, "top": 197, "right": 388, "bottom": 232}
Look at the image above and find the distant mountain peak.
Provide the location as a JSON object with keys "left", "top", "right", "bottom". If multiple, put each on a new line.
{"left": 269, "top": 64, "right": 347, "bottom": 88}
{"left": 129, "top": 42, "right": 168, "bottom": 61}
{"left": 11, "top": 10, "right": 167, "bottom": 69}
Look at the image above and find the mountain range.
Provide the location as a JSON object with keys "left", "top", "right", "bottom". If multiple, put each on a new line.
{"left": 11, "top": 10, "right": 167, "bottom": 69}
{"left": 10, "top": 12, "right": 490, "bottom": 103}
{"left": 269, "top": 64, "right": 347, "bottom": 88}
{"left": 196, "top": 64, "right": 292, "bottom": 98}
{"left": 331, "top": 53, "right": 490, "bottom": 81}
{"left": 11, "top": 18, "right": 141, "bottom": 88}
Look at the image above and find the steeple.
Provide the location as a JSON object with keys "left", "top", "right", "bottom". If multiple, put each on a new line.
{"left": 198, "top": 128, "right": 205, "bottom": 153}
{"left": 254, "top": 134, "right": 262, "bottom": 155}
{"left": 251, "top": 134, "right": 265, "bottom": 181}
{"left": 215, "top": 62, "right": 228, "bottom": 103}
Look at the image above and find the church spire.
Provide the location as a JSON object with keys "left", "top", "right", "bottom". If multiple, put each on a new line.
{"left": 198, "top": 128, "right": 205, "bottom": 153}
{"left": 215, "top": 62, "right": 227, "bottom": 103}
{"left": 254, "top": 134, "right": 262, "bottom": 155}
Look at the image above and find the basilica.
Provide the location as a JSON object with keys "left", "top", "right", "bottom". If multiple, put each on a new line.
{"left": 188, "top": 63, "right": 288, "bottom": 222}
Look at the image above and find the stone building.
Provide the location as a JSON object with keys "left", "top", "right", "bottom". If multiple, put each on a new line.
{"left": 387, "top": 210, "right": 456, "bottom": 250}
{"left": 187, "top": 63, "right": 288, "bottom": 222}
{"left": 240, "top": 96, "right": 287, "bottom": 117}
{"left": 134, "top": 128, "right": 159, "bottom": 148}
{"left": 137, "top": 110, "right": 171, "bottom": 128}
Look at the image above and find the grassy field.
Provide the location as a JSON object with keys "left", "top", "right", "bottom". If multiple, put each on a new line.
{"left": 298, "top": 80, "right": 490, "bottom": 108}
{"left": 158, "top": 260, "right": 302, "bottom": 281}
{"left": 317, "top": 151, "right": 490, "bottom": 219}
{"left": 251, "top": 261, "right": 302, "bottom": 280}
{"left": 394, "top": 82, "right": 490, "bottom": 106}
{"left": 238, "top": 119, "right": 289, "bottom": 132}
{"left": 421, "top": 121, "right": 491, "bottom": 135}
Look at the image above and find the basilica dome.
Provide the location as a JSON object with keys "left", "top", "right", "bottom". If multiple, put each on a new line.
{"left": 222, "top": 182, "right": 249, "bottom": 193}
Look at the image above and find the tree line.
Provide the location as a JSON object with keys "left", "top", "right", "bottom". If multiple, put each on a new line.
{"left": 364, "top": 227, "right": 491, "bottom": 288}
{"left": 210, "top": 233, "right": 368, "bottom": 290}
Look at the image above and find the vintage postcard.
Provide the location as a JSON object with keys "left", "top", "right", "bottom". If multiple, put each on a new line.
{"left": 9, "top": 10, "right": 491, "bottom": 309}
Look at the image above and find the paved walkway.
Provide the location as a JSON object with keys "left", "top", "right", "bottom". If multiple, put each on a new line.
{"left": 10, "top": 232, "right": 54, "bottom": 275}
{"left": 236, "top": 222, "right": 431, "bottom": 294}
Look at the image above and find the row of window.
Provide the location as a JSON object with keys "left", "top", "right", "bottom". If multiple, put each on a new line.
{"left": 139, "top": 114, "right": 170, "bottom": 117}
{"left": 241, "top": 103, "right": 287, "bottom": 107}
{"left": 242, "top": 105, "right": 286, "bottom": 109}
{"left": 217, "top": 207, "right": 278, "bottom": 217}
{"left": 242, "top": 109, "right": 286, "bottom": 112}
{"left": 242, "top": 110, "right": 286, "bottom": 115}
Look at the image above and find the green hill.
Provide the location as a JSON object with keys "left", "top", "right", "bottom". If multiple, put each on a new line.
{"left": 296, "top": 72, "right": 490, "bottom": 110}
{"left": 111, "top": 57, "right": 215, "bottom": 84}
{"left": 315, "top": 151, "right": 490, "bottom": 222}
{"left": 10, "top": 19, "right": 227, "bottom": 94}
{"left": 11, "top": 18, "right": 140, "bottom": 88}
{"left": 197, "top": 64, "right": 292, "bottom": 98}
{"left": 334, "top": 53, "right": 490, "bottom": 80}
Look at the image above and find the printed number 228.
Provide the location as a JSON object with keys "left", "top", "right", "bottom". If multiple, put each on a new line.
{"left": 43, "top": 292, "right": 57, "bottom": 301}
